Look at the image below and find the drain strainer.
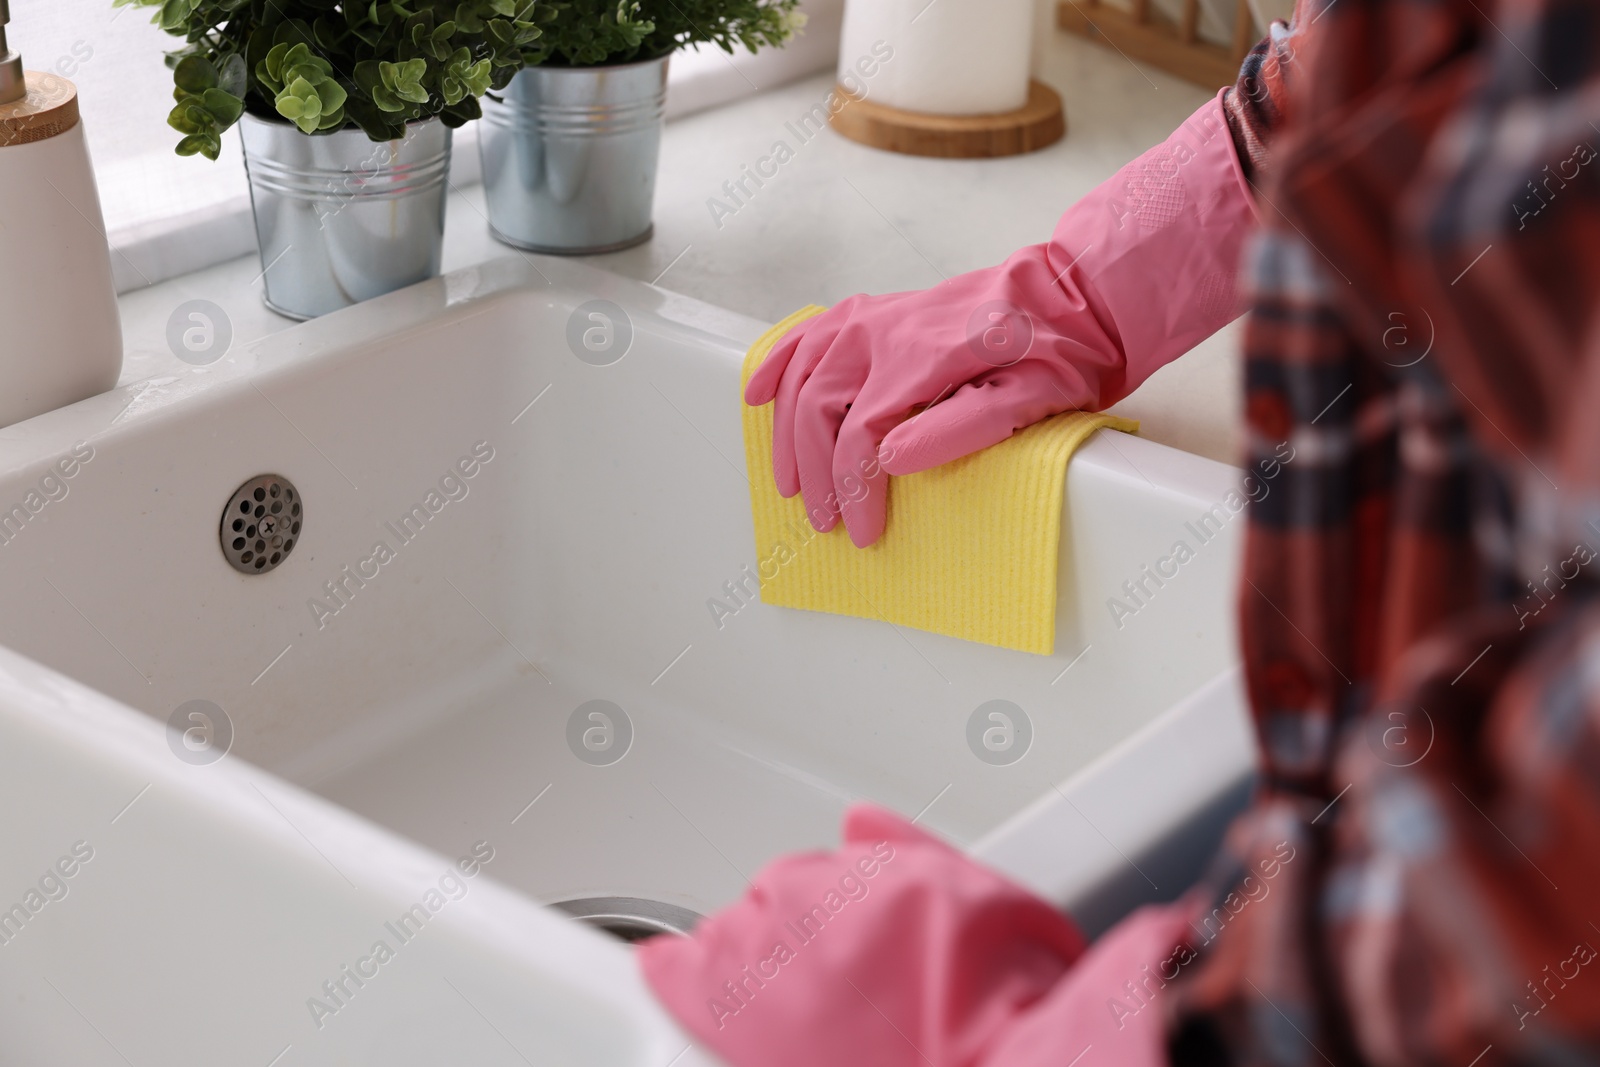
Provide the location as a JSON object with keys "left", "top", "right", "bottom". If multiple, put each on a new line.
{"left": 220, "top": 474, "right": 302, "bottom": 574}
{"left": 551, "top": 897, "right": 701, "bottom": 943}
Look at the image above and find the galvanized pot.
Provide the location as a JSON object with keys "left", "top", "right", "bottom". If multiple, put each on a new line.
{"left": 239, "top": 113, "right": 451, "bottom": 320}
{"left": 479, "top": 55, "right": 668, "bottom": 254}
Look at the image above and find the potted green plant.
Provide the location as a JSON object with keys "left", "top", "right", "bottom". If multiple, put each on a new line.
{"left": 117, "top": 0, "right": 546, "bottom": 319}
{"left": 480, "top": 0, "right": 804, "bottom": 254}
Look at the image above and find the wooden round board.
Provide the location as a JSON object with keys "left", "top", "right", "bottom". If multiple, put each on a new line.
{"left": 829, "top": 79, "right": 1065, "bottom": 158}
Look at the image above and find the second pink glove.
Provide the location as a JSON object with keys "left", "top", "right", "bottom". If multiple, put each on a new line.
{"left": 639, "top": 805, "right": 1087, "bottom": 1067}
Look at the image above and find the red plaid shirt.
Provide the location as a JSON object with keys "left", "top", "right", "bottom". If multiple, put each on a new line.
{"left": 1163, "top": 0, "right": 1600, "bottom": 1062}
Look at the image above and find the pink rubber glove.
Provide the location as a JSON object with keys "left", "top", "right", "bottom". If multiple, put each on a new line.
{"left": 745, "top": 92, "right": 1258, "bottom": 546}
{"left": 638, "top": 804, "right": 1086, "bottom": 1067}
{"left": 975, "top": 901, "right": 1201, "bottom": 1067}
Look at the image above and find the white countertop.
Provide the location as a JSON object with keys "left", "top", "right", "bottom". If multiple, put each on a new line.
{"left": 114, "top": 30, "right": 1242, "bottom": 465}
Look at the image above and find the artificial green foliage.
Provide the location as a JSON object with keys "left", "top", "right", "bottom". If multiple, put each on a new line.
{"left": 115, "top": 0, "right": 553, "bottom": 156}
{"left": 520, "top": 0, "right": 805, "bottom": 68}
{"left": 258, "top": 42, "right": 348, "bottom": 133}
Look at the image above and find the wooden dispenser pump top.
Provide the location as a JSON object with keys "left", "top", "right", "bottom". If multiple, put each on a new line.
{"left": 0, "top": 0, "right": 82, "bottom": 148}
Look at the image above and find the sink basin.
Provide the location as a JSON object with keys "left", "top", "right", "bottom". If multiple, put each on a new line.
{"left": 0, "top": 257, "right": 1255, "bottom": 1064}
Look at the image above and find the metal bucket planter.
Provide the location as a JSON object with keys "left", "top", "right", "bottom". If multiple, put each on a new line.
{"left": 239, "top": 113, "right": 451, "bottom": 320}
{"left": 478, "top": 55, "right": 668, "bottom": 254}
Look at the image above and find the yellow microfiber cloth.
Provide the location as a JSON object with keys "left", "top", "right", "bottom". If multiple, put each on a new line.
{"left": 741, "top": 306, "right": 1139, "bottom": 655}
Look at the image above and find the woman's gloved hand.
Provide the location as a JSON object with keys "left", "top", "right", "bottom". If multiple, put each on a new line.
{"left": 974, "top": 901, "right": 1202, "bottom": 1067}
{"left": 638, "top": 804, "right": 1087, "bottom": 1067}
{"left": 745, "top": 92, "right": 1259, "bottom": 546}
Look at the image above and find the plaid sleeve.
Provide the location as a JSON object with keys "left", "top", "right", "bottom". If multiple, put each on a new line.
{"left": 1220, "top": 0, "right": 1317, "bottom": 182}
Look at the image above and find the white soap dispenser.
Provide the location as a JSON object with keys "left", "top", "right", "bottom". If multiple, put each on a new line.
{"left": 0, "top": 0, "right": 123, "bottom": 429}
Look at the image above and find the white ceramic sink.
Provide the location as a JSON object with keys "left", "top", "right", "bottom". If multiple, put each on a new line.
{"left": 0, "top": 257, "right": 1255, "bottom": 1064}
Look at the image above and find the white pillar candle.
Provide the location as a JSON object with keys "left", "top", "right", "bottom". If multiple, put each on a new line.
{"left": 838, "top": 0, "right": 1036, "bottom": 115}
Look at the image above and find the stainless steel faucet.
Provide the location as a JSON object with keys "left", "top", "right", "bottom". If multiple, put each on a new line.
{"left": 0, "top": 0, "right": 25, "bottom": 106}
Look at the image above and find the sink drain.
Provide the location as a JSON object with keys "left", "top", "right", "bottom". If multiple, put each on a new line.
{"left": 220, "top": 474, "right": 302, "bottom": 574}
{"left": 551, "top": 897, "right": 701, "bottom": 943}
